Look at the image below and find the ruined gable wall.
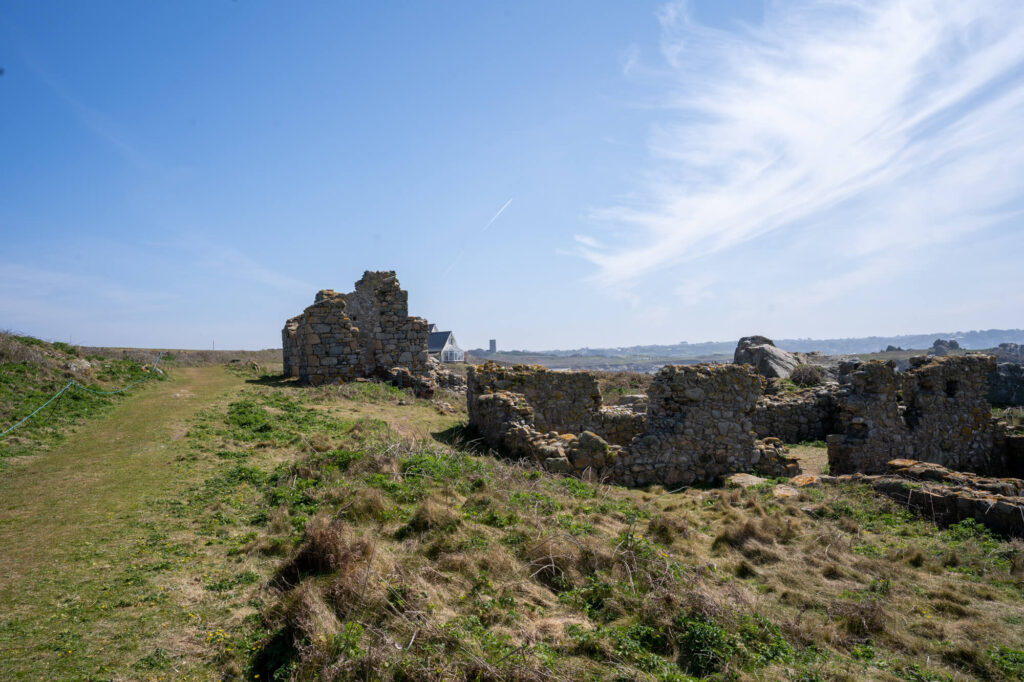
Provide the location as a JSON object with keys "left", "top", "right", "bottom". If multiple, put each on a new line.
{"left": 282, "top": 271, "right": 431, "bottom": 385}
{"left": 347, "top": 271, "right": 430, "bottom": 376}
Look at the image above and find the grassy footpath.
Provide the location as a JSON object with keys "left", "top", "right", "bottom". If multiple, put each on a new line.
{"left": 0, "top": 365, "right": 245, "bottom": 680}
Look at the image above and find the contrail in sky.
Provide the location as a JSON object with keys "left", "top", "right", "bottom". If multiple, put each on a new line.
{"left": 481, "top": 197, "right": 513, "bottom": 231}
{"left": 443, "top": 198, "right": 513, "bottom": 275}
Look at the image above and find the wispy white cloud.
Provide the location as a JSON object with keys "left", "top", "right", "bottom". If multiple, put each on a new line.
{"left": 581, "top": 0, "right": 1024, "bottom": 295}
{"left": 0, "top": 263, "right": 177, "bottom": 307}
{"left": 194, "top": 244, "right": 313, "bottom": 294}
{"left": 19, "top": 47, "right": 153, "bottom": 170}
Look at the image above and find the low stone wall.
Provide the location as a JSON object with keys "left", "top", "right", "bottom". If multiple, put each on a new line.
{"left": 468, "top": 363, "right": 603, "bottom": 434}
{"left": 828, "top": 356, "right": 1001, "bottom": 475}
{"left": 596, "top": 406, "right": 647, "bottom": 447}
{"left": 835, "top": 460, "right": 1024, "bottom": 537}
{"left": 467, "top": 362, "right": 799, "bottom": 487}
{"left": 752, "top": 390, "right": 835, "bottom": 443}
{"left": 467, "top": 363, "right": 645, "bottom": 446}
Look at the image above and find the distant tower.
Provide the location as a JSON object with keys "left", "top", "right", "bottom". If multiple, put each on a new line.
{"left": 489, "top": 339, "right": 497, "bottom": 353}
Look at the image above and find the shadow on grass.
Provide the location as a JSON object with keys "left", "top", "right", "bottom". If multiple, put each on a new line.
{"left": 245, "top": 374, "right": 304, "bottom": 389}
{"left": 432, "top": 423, "right": 490, "bottom": 454}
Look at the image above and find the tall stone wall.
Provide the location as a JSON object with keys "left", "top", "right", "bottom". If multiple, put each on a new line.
{"left": 828, "top": 356, "right": 1001, "bottom": 475}
{"left": 900, "top": 355, "right": 997, "bottom": 471}
{"left": 282, "top": 271, "right": 430, "bottom": 386}
{"left": 282, "top": 316, "right": 301, "bottom": 379}
{"left": 613, "top": 364, "right": 795, "bottom": 486}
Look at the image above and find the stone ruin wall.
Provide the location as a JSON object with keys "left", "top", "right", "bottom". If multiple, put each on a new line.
{"left": 752, "top": 390, "right": 835, "bottom": 444}
{"left": 827, "top": 355, "right": 1005, "bottom": 475}
{"left": 282, "top": 317, "right": 301, "bottom": 378}
{"left": 282, "top": 271, "right": 430, "bottom": 386}
{"left": 612, "top": 364, "right": 798, "bottom": 486}
{"left": 467, "top": 353, "right": 1020, "bottom": 488}
{"left": 467, "top": 362, "right": 798, "bottom": 486}
{"left": 467, "top": 363, "right": 644, "bottom": 447}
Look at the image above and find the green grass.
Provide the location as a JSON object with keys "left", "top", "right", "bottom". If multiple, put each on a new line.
{"left": 0, "top": 332, "right": 165, "bottom": 459}
{"left": 3, "top": 356, "right": 1024, "bottom": 681}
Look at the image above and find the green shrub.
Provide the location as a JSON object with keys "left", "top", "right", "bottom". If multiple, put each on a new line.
{"left": 675, "top": 613, "right": 735, "bottom": 676}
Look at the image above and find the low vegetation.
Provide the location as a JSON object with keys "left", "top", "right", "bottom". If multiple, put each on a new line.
{"left": 0, "top": 331, "right": 165, "bottom": 459}
{"left": 172, "top": 382, "right": 1024, "bottom": 681}
{"left": 2, "top": 348, "right": 1023, "bottom": 680}
{"left": 595, "top": 371, "right": 654, "bottom": 401}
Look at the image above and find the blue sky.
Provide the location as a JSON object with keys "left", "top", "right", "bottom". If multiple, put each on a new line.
{"left": 1, "top": 1, "right": 1022, "bottom": 351}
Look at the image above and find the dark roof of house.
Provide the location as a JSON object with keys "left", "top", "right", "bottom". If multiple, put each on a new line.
{"left": 427, "top": 331, "right": 454, "bottom": 353}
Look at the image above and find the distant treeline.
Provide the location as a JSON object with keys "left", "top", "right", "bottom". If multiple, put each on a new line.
{"left": 474, "top": 328, "right": 1024, "bottom": 359}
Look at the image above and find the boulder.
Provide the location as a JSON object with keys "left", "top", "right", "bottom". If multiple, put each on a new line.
{"left": 726, "top": 473, "right": 768, "bottom": 488}
{"left": 734, "top": 336, "right": 801, "bottom": 379}
{"left": 988, "top": 362, "right": 1024, "bottom": 406}
{"left": 64, "top": 359, "right": 92, "bottom": 374}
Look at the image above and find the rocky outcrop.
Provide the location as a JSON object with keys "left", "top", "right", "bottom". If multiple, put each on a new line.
{"left": 929, "top": 338, "right": 961, "bottom": 356}
{"left": 833, "top": 460, "right": 1024, "bottom": 537}
{"left": 733, "top": 335, "right": 801, "bottom": 379}
{"left": 988, "top": 362, "right": 1024, "bottom": 406}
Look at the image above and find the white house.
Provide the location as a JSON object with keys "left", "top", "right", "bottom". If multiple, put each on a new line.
{"left": 427, "top": 327, "right": 465, "bottom": 363}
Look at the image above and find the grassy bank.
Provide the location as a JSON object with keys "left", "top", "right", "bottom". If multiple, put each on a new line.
{"left": 1, "top": 353, "right": 1022, "bottom": 680}
{"left": 166, "top": 381, "right": 1024, "bottom": 681}
{"left": 0, "top": 332, "right": 166, "bottom": 459}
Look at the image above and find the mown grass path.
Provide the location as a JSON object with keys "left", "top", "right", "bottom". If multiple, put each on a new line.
{"left": 0, "top": 366, "right": 245, "bottom": 680}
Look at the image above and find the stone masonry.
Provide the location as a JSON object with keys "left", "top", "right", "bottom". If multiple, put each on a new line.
{"left": 282, "top": 271, "right": 430, "bottom": 386}
{"left": 467, "top": 352, "right": 1019, "bottom": 488}
{"left": 467, "top": 362, "right": 798, "bottom": 487}
{"left": 612, "top": 364, "right": 798, "bottom": 486}
{"left": 831, "top": 460, "right": 1024, "bottom": 537}
{"left": 467, "top": 363, "right": 645, "bottom": 447}
{"left": 827, "top": 355, "right": 1002, "bottom": 475}
{"left": 752, "top": 389, "right": 836, "bottom": 444}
